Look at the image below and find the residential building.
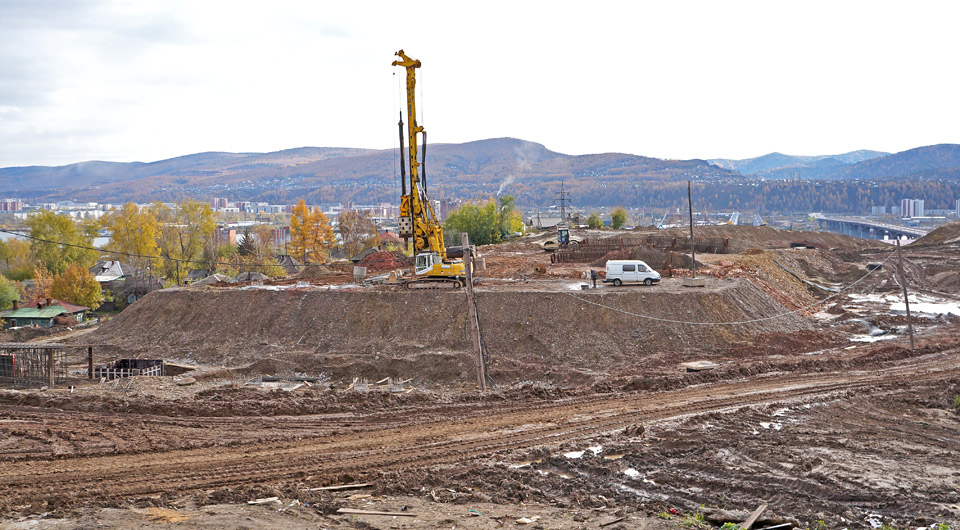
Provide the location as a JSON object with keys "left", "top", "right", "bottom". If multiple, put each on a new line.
{"left": 0, "top": 199, "right": 24, "bottom": 212}
{"left": 0, "top": 299, "right": 89, "bottom": 329}
{"left": 900, "top": 199, "right": 924, "bottom": 219}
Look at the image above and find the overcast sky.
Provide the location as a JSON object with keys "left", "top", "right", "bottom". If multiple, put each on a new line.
{"left": 1, "top": 1, "right": 959, "bottom": 168}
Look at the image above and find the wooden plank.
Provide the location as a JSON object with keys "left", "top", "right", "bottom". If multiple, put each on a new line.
{"left": 306, "top": 483, "right": 372, "bottom": 492}
{"left": 336, "top": 508, "right": 416, "bottom": 517}
{"left": 739, "top": 503, "right": 768, "bottom": 530}
{"left": 599, "top": 516, "right": 625, "bottom": 527}
{"left": 247, "top": 496, "right": 279, "bottom": 505}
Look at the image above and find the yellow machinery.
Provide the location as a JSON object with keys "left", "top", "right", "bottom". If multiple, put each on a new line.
{"left": 392, "top": 50, "right": 466, "bottom": 288}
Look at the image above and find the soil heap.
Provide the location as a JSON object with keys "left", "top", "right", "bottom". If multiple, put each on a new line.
{"left": 87, "top": 279, "right": 811, "bottom": 382}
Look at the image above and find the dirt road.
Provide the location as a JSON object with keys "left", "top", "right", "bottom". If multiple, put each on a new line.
{"left": 2, "top": 348, "right": 958, "bottom": 514}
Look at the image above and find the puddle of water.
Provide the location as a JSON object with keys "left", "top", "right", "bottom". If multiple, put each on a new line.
{"left": 849, "top": 334, "right": 898, "bottom": 343}
{"left": 891, "top": 301, "right": 960, "bottom": 317}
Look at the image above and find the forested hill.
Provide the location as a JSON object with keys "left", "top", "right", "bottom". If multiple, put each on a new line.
{"left": 3, "top": 140, "right": 960, "bottom": 214}
{"left": 709, "top": 149, "right": 888, "bottom": 176}
{"left": 710, "top": 144, "right": 960, "bottom": 180}
{"left": 0, "top": 138, "right": 737, "bottom": 205}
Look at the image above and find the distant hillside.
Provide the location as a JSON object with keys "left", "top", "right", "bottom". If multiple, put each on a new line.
{"left": 709, "top": 149, "right": 888, "bottom": 177}
{"left": 711, "top": 145, "right": 960, "bottom": 181}
{"left": 0, "top": 147, "right": 376, "bottom": 194}
{"left": 0, "top": 138, "right": 739, "bottom": 206}
{"left": 841, "top": 144, "right": 960, "bottom": 179}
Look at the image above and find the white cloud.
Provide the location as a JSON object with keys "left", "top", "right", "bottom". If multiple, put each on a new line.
{"left": 1, "top": 0, "right": 959, "bottom": 167}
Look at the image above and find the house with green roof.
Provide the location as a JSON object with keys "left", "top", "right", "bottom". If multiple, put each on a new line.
{"left": 1, "top": 299, "right": 89, "bottom": 329}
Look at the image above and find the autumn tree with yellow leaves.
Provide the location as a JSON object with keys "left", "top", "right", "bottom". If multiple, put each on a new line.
{"left": 289, "top": 200, "right": 334, "bottom": 264}
{"left": 50, "top": 263, "right": 103, "bottom": 310}
{"left": 150, "top": 200, "right": 216, "bottom": 285}
{"left": 25, "top": 209, "right": 99, "bottom": 275}
{"left": 101, "top": 203, "right": 161, "bottom": 272}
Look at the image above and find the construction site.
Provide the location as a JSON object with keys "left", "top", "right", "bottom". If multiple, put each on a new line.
{"left": 1, "top": 221, "right": 960, "bottom": 529}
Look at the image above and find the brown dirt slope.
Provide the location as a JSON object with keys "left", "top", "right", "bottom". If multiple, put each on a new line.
{"left": 913, "top": 219, "right": 960, "bottom": 246}
{"left": 85, "top": 280, "right": 810, "bottom": 376}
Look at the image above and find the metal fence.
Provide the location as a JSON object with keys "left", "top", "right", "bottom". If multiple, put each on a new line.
{"left": 0, "top": 344, "right": 68, "bottom": 388}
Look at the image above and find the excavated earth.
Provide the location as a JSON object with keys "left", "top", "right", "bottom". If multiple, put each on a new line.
{"left": 3, "top": 226, "right": 960, "bottom": 529}
{"left": 86, "top": 278, "right": 811, "bottom": 385}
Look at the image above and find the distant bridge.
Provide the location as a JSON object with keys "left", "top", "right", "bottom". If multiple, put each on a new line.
{"left": 811, "top": 214, "right": 929, "bottom": 240}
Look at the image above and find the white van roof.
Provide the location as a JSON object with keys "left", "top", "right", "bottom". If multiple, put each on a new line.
{"left": 606, "top": 259, "right": 649, "bottom": 265}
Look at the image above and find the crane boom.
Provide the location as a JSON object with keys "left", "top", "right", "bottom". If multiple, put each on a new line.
{"left": 392, "top": 49, "right": 446, "bottom": 259}
{"left": 392, "top": 49, "right": 465, "bottom": 288}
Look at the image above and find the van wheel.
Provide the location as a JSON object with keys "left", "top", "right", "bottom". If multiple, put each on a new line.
{"left": 613, "top": 279, "right": 622, "bottom": 286}
{"left": 644, "top": 278, "right": 652, "bottom": 286}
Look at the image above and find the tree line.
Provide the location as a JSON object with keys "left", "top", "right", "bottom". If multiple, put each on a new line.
{"left": 0, "top": 199, "right": 382, "bottom": 314}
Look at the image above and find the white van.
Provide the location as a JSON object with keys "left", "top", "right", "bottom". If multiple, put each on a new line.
{"left": 603, "top": 260, "right": 661, "bottom": 286}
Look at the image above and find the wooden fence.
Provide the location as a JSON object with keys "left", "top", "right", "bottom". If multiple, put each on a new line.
{"left": 93, "top": 359, "right": 163, "bottom": 380}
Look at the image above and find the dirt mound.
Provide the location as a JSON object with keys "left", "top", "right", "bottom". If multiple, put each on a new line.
{"left": 295, "top": 264, "right": 343, "bottom": 279}
{"left": 913, "top": 220, "right": 960, "bottom": 246}
{"left": 356, "top": 250, "right": 411, "bottom": 271}
{"left": 930, "top": 271, "right": 960, "bottom": 294}
{"left": 0, "top": 326, "right": 59, "bottom": 343}
{"left": 711, "top": 248, "right": 868, "bottom": 309}
{"left": 84, "top": 280, "right": 812, "bottom": 382}
{"left": 619, "top": 225, "right": 887, "bottom": 253}
{"left": 590, "top": 248, "right": 698, "bottom": 272}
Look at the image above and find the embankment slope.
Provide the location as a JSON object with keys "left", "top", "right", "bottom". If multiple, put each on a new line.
{"left": 88, "top": 279, "right": 811, "bottom": 383}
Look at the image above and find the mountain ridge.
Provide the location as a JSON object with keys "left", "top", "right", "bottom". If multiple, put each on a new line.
{"left": 0, "top": 138, "right": 737, "bottom": 204}
{"left": 709, "top": 149, "right": 890, "bottom": 176}
{"left": 2, "top": 140, "right": 960, "bottom": 208}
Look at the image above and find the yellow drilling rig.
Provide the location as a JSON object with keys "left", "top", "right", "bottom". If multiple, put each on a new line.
{"left": 392, "top": 50, "right": 466, "bottom": 289}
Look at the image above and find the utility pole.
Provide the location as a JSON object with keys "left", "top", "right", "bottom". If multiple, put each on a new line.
{"left": 554, "top": 181, "right": 571, "bottom": 221}
{"left": 688, "top": 181, "right": 696, "bottom": 278}
{"left": 896, "top": 239, "right": 915, "bottom": 350}
{"left": 462, "top": 233, "right": 487, "bottom": 392}
{"left": 682, "top": 180, "right": 704, "bottom": 287}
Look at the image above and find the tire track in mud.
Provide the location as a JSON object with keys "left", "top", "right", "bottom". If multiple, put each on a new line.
{"left": 1, "top": 352, "right": 959, "bottom": 511}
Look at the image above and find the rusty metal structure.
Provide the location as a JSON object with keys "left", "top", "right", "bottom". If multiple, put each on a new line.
{"left": 0, "top": 343, "right": 68, "bottom": 388}
{"left": 550, "top": 236, "right": 731, "bottom": 264}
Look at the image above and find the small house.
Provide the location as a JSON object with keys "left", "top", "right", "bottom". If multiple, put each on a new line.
{"left": 276, "top": 255, "right": 302, "bottom": 275}
{"left": 90, "top": 260, "right": 137, "bottom": 284}
{"left": 1, "top": 298, "right": 89, "bottom": 329}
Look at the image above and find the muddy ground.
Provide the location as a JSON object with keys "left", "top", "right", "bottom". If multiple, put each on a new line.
{"left": 2, "top": 226, "right": 960, "bottom": 529}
